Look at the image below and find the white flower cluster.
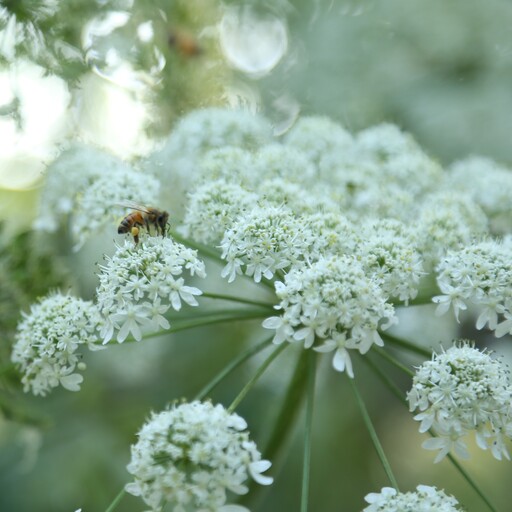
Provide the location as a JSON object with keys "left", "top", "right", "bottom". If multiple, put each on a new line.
{"left": 359, "top": 219, "right": 424, "bottom": 304}
{"left": 126, "top": 401, "right": 273, "bottom": 512}
{"left": 416, "top": 192, "right": 488, "bottom": 266}
{"left": 363, "top": 485, "right": 463, "bottom": 512}
{"left": 407, "top": 342, "right": 512, "bottom": 462}
{"left": 433, "top": 238, "right": 512, "bottom": 334}
{"left": 34, "top": 144, "right": 160, "bottom": 250}
{"left": 96, "top": 237, "right": 206, "bottom": 343}
{"left": 447, "top": 156, "right": 512, "bottom": 233}
{"left": 11, "top": 293, "right": 102, "bottom": 396}
{"left": 263, "top": 256, "right": 396, "bottom": 378}
{"left": 220, "top": 205, "right": 307, "bottom": 283}
{"left": 180, "top": 179, "right": 258, "bottom": 245}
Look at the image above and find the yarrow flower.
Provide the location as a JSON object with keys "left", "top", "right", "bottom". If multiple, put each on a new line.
{"left": 433, "top": 238, "right": 512, "bottom": 330}
{"left": 125, "top": 401, "right": 273, "bottom": 512}
{"left": 11, "top": 292, "right": 102, "bottom": 396}
{"left": 363, "top": 485, "right": 464, "bottom": 512}
{"left": 263, "top": 256, "right": 396, "bottom": 378}
{"left": 407, "top": 342, "right": 512, "bottom": 462}
{"left": 96, "top": 237, "right": 206, "bottom": 343}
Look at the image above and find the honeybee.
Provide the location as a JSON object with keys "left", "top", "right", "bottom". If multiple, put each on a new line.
{"left": 117, "top": 201, "right": 169, "bottom": 245}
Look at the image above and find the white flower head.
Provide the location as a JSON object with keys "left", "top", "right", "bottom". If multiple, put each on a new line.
{"left": 363, "top": 485, "right": 463, "bottom": 512}
{"left": 220, "top": 205, "right": 308, "bottom": 283}
{"left": 11, "top": 292, "right": 102, "bottom": 396}
{"left": 34, "top": 144, "right": 161, "bottom": 250}
{"left": 126, "top": 401, "right": 272, "bottom": 512}
{"left": 447, "top": 156, "right": 512, "bottom": 233}
{"left": 416, "top": 191, "right": 489, "bottom": 266}
{"left": 407, "top": 341, "right": 512, "bottom": 462}
{"left": 263, "top": 256, "right": 396, "bottom": 376}
{"left": 284, "top": 116, "right": 354, "bottom": 164}
{"left": 180, "top": 179, "right": 258, "bottom": 245}
{"left": 358, "top": 218, "right": 425, "bottom": 303}
{"left": 96, "top": 236, "right": 206, "bottom": 344}
{"left": 434, "top": 239, "right": 512, "bottom": 331}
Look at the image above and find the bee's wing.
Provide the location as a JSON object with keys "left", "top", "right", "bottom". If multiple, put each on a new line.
{"left": 114, "top": 200, "right": 153, "bottom": 214}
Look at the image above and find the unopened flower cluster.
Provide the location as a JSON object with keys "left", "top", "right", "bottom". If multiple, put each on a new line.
{"left": 11, "top": 293, "right": 102, "bottom": 396}
{"left": 96, "top": 237, "right": 206, "bottom": 343}
{"left": 407, "top": 342, "right": 512, "bottom": 462}
{"left": 126, "top": 401, "right": 272, "bottom": 512}
{"left": 363, "top": 485, "right": 464, "bottom": 512}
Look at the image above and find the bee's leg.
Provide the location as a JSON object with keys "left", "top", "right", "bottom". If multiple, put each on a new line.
{"left": 131, "top": 226, "right": 140, "bottom": 244}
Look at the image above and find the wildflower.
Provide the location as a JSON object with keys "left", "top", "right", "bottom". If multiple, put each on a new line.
{"left": 126, "top": 401, "right": 272, "bottom": 512}
{"left": 34, "top": 144, "right": 161, "bottom": 250}
{"left": 358, "top": 218, "right": 424, "bottom": 303}
{"left": 447, "top": 156, "right": 512, "bottom": 233}
{"left": 180, "top": 179, "right": 258, "bottom": 245}
{"left": 96, "top": 237, "right": 206, "bottom": 343}
{"left": 220, "top": 205, "right": 308, "bottom": 283}
{"left": 416, "top": 191, "right": 488, "bottom": 266}
{"left": 284, "top": 116, "right": 354, "bottom": 164}
{"left": 407, "top": 342, "right": 512, "bottom": 462}
{"left": 363, "top": 485, "right": 463, "bottom": 511}
{"left": 263, "top": 256, "right": 396, "bottom": 377}
{"left": 11, "top": 293, "right": 102, "bottom": 396}
{"left": 433, "top": 239, "right": 512, "bottom": 332}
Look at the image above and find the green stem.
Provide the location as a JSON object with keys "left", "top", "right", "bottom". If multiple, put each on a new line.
{"left": 228, "top": 342, "right": 289, "bottom": 414}
{"left": 349, "top": 378, "right": 399, "bottom": 491}
{"left": 372, "top": 347, "right": 415, "bottom": 378}
{"left": 195, "top": 336, "right": 274, "bottom": 401}
{"left": 201, "top": 291, "right": 275, "bottom": 309}
{"left": 361, "top": 354, "right": 407, "bottom": 403}
{"left": 445, "top": 452, "right": 498, "bottom": 512}
{"left": 380, "top": 332, "right": 432, "bottom": 358}
{"left": 300, "top": 353, "right": 317, "bottom": 512}
{"left": 169, "top": 230, "right": 223, "bottom": 264}
{"left": 238, "top": 348, "right": 310, "bottom": 510}
{"left": 116, "top": 308, "right": 271, "bottom": 344}
{"left": 105, "top": 488, "right": 126, "bottom": 512}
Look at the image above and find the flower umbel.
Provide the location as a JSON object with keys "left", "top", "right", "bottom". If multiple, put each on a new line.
{"left": 125, "top": 401, "right": 273, "bottom": 512}
{"left": 96, "top": 237, "right": 206, "bottom": 343}
{"left": 263, "top": 256, "right": 396, "bottom": 377}
{"left": 407, "top": 341, "right": 512, "bottom": 462}
{"left": 11, "top": 292, "right": 102, "bottom": 396}
{"left": 363, "top": 485, "right": 464, "bottom": 512}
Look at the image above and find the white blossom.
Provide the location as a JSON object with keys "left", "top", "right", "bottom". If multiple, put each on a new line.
{"left": 34, "top": 144, "right": 160, "bottom": 250}
{"left": 416, "top": 191, "right": 488, "bottom": 266}
{"left": 358, "top": 218, "right": 425, "bottom": 303}
{"left": 220, "top": 205, "right": 308, "bottom": 283}
{"left": 126, "top": 401, "right": 272, "bottom": 512}
{"left": 363, "top": 485, "right": 463, "bottom": 512}
{"left": 96, "top": 237, "right": 206, "bottom": 343}
{"left": 263, "top": 256, "right": 396, "bottom": 376}
{"left": 434, "top": 238, "right": 512, "bottom": 333}
{"left": 407, "top": 342, "right": 512, "bottom": 462}
{"left": 180, "top": 179, "right": 258, "bottom": 245}
{"left": 11, "top": 292, "right": 102, "bottom": 396}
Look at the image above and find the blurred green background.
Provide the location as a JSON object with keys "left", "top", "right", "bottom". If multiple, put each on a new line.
{"left": 1, "top": 0, "right": 512, "bottom": 511}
